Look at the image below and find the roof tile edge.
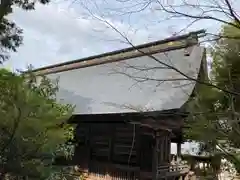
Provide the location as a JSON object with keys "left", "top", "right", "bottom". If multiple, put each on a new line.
{"left": 33, "top": 29, "right": 206, "bottom": 76}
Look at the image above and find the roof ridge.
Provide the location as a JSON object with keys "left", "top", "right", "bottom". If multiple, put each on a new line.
{"left": 32, "top": 29, "right": 206, "bottom": 75}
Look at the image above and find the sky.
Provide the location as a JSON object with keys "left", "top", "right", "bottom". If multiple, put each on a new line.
{"left": 3, "top": 0, "right": 239, "bottom": 153}
{"left": 4, "top": 0, "right": 230, "bottom": 71}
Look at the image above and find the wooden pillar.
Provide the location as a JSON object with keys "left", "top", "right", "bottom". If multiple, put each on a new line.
{"left": 152, "top": 130, "right": 158, "bottom": 180}
{"left": 136, "top": 126, "right": 141, "bottom": 167}
{"left": 87, "top": 124, "right": 91, "bottom": 172}
{"left": 167, "top": 135, "right": 171, "bottom": 164}
{"left": 177, "top": 142, "right": 181, "bottom": 160}
{"left": 154, "top": 130, "right": 173, "bottom": 180}
{"left": 108, "top": 125, "right": 115, "bottom": 162}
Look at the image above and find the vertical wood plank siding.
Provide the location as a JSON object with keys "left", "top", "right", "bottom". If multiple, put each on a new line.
{"left": 74, "top": 123, "right": 178, "bottom": 179}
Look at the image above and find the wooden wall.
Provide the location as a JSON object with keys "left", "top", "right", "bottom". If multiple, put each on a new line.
{"left": 73, "top": 122, "right": 172, "bottom": 179}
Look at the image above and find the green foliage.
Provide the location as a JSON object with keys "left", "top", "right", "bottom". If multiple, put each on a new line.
{"left": 0, "top": 68, "right": 74, "bottom": 179}
{"left": 211, "top": 23, "right": 240, "bottom": 111}
{"left": 184, "top": 23, "right": 240, "bottom": 174}
{"left": 0, "top": 0, "right": 50, "bottom": 62}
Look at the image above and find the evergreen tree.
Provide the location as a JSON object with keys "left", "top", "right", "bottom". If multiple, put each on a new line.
{"left": 0, "top": 68, "right": 74, "bottom": 179}
{"left": 185, "top": 22, "right": 240, "bottom": 175}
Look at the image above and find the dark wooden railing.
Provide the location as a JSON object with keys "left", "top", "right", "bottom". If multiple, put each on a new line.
{"left": 157, "top": 164, "right": 189, "bottom": 178}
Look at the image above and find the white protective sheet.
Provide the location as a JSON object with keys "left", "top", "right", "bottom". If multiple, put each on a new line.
{"left": 47, "top": 45, "right": 204, "bottom": 114}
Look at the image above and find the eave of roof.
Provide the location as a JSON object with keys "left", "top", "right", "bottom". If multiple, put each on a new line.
{"left": 68, "top": 108, "right": 189, "bottom": 124}
{"left": 32, "top": 29, "right": 206, "bottom": 76}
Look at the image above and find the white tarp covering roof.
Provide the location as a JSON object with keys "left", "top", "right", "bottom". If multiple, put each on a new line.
{"left": 34, "top": 31, "right": 206, "bottom": 114}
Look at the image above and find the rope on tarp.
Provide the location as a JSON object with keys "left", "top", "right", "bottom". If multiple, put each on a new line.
{"left": 128, "top": 123, "right": 136, "bottom": 165}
